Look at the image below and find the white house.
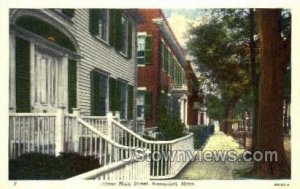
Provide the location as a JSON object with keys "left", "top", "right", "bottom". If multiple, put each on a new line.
{"left": 9, "top": 9, "right": 143, "bottom": 129}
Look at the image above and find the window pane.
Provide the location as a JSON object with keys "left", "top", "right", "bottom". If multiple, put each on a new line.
{"left": 138, "top": 57, "right": 145, "bottom": 64}
{"left": 120, "top": 17, "right": 128, "bottom": 54}
{"left": 137, "top": 51, "right": 144, "bottom": 57}
{"left": 137, "top": 105, "right": 144, "bottom": 119}
{"left": 137, "top": 91, "right": 145, "bottom": 105}
{"left": 137, "top": 37, "right": 145, "bottom": 51}
{"left": 99, "top": 10, "right": 108, "bottom": 41}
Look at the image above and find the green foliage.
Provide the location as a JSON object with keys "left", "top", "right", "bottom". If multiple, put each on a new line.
{"left": 187, "top": 9, "right": 252, "bottom": 121}
{"left": 9, "top": 153, "right": 99, "bottom": 180}
{"left": 189, "top": 125, "right": 215, "bottom": 149}
{"left": 157, "top": 92, "right": 186, "bottom": 140}
{"left": 205, "top": 94, "right": 224, "bottom": 121}
{"left": 233, "top": 90, "right": 255, "bottom": 117}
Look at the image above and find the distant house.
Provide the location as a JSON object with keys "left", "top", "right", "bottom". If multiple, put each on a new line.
{"left": 9, "top": 9, "right": 143, "bottom": 129}
{"left": 135, "top": 9, "right": 187, "bottom": 134}
{"left": 185, "top": 60, "right": 207, "bottom": 128}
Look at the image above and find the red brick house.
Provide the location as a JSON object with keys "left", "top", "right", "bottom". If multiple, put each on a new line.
{"left": 136, "top": 9, "right": 187, "bottom": 133}
{"left": 186, "top": 60, "right": 205, "bottom": 128}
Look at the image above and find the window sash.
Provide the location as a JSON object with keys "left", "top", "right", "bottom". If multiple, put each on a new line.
{"left": 120, "top": 16, "right": 128, "bottom": 54}
{"left": 99, "top": 9, "right": 109, "bottom": 41}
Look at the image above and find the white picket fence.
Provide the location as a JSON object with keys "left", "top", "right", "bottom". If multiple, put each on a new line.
{"left": 9, "top": 108, "right": 194, "bottom": 180}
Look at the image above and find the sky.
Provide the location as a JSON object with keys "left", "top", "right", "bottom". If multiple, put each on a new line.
{"left": 163, "top": 9, "right": 206, "bottom": 48}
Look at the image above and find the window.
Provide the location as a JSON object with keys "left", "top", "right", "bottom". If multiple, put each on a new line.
{"left": 99, "top": 9, "right": 109, "bottom": 41}
{"left": 91, "top": 70, "right": 108, "bottom": 116}
{"left": 137, "top": 90, "right": 145, "bottom": 119}
{"left": 137, "top": 34, "right": 152, "bottom": 64}
{"left": 98, "top": 74, "right": 108, "bottom": 115}
{"left": 137, "top": 36, "right": 145, "bottom": 64}
{"left": 120, "top": 16, "right": 128, "bottom": 54}
{"left": 120, "top": 81, "right": 127, "bottom": 119}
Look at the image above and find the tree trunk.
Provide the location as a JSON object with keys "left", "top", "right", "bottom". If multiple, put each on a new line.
{"left": 223, "top": 98, "right": 238, "bottom": 135}
{"left": 249, "top": 8, "right": 260, "bottom": 154}
{"left": 253, "top": 9, "right": 289, "bottom": 178}
{"left": 283, "top": 98, "right": 288, "bottom": 134}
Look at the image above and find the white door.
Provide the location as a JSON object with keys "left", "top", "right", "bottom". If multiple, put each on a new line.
{"left": 31, "top": 48, "right": 67, "bottom": 112}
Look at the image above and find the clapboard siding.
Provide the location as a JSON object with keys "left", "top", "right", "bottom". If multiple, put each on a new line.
{"left": 69, "top": 9, "right": 136, "bottom": 115}
{"left": 10, "top": 9, "right": 137, "bottom": 120}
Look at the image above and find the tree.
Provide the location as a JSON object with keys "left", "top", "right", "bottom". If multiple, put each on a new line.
{"left": 205, "top": 94, "right": 224, "bottom": 123}
{"left": 253, "top": 9, "right": 290, "bottom": 178}
{"left": 187, "top": 9, "right": 252, "bottom": 134}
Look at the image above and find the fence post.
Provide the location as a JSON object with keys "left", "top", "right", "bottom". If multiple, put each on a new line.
{"left": 107, "top": 112, "right": 113, "bottom": 160}
{"left": 115, "top": 111, "right": 120, "bottom": 122}
{"left": 107, "top": 112, "right": 113, "bottom": 139}
{"left": 55, "top": 107, "right": 65, "bottom": 156}
{"left": 72, "top": 108, "right": 81, "bottom": 153}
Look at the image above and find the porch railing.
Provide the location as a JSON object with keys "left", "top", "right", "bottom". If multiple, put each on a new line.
{"left": 68, "top": 152, "right": 150, "bottom": 180}
{"left": 9, "top": 113, "right": 57, "bottom": 159}
{"left": 9, "top": 109, "right": 194, "bottom": 180}
{"left": 9, "top": 109, "right": 150, "bottom": 180}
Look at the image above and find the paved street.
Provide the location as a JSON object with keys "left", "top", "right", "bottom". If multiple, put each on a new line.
{"left": 176, "top": 131, "right": 253, "bottom": 180}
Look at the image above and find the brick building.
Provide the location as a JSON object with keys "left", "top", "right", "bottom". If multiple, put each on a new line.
{"left": 186, "top": 60, "right": 205, "bottom": 128}
{"left": 135, "top": 9, "right": 187, "bottom": 133}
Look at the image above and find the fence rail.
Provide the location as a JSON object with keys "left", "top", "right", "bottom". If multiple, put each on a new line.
{"left": 68, "top": 153, "right": 150, "bottom": 180}
{"left": 110, "top": 119, "right": 194, "bottom": 179}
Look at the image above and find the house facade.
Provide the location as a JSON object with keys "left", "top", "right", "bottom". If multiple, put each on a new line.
{"left": 185, "top": 60, "right": 210, "bottom": 128}
{"left": 135, "top": 9, "right": 187, "bottom": 133}
{"left": 9, "top": 9, "right": 143, "bottom": 129}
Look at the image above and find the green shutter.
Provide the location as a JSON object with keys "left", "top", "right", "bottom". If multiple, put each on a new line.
{"left": 109, "top": 78, "right": 121, "bottom": 111}
{"left": 109, "top": 10, "right": 115, "bottom": 46}
{"left": 109, "top": 77, "right": 115, "bottom": 111}
{"left": 170, "top": 57, "right": 174, "bottom": 79}
{"left": 62, "top": 9, "right": 75, "bottom": 18}
{"left": 166, "top": 52, "right": 170, "bottom": 74}
{"left": 89, "top": 9, "right": 99, "bottom": 36}
{"left": 127, "top": 85, "right": 133, "bottom": 120}
{"left": 145, "top": 90, "right": 152, "bottom": 119}
{"left": 109, "top": 9, "right": 122, "bottom": 50}
{"left": 163, "top": 46, "right": 168, "bottom": 71}
{"left": 15, "top": 37, "right": 31, "bottom": 112}
{"left": 68, "top": 59, "right": 77, "bottom": 113}
{"left": 160, "top": 40, "right": 164, "bottom": 69}
{"left": 144, "top": 36, "right": 152, "bottom": 64}
{"left": 116, "top": 80, "right": 121, "bottom": 111}
{"left": 91, "top": 70, "right": 100, "bottom": 115}
{"left": 127, "top": 21, "right": 133, "bottom": 58}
